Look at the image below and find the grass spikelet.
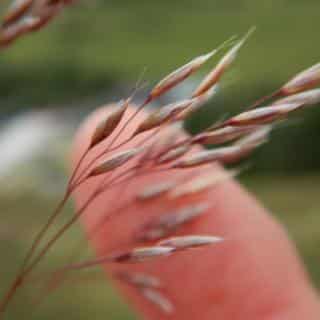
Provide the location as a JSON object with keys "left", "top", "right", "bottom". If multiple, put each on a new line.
{"left": 0, "top": 0, "right": 72, "bottom": 48}
{"left": 273, "top": 89, "right": 320, "bottom": 107}
{"left": 149, "top": 50, "right": 216, "bottom": 100}
{"left": 151, "top": 122, "right": 184, "bottom": 157}
{"left": 156, "top": 145, "right": 191, "bottom": 164}
{"left": 90, "top": 99, "right": 129, "bottom": 148}
{"left": 134, "top": 99, "right": 195, "bottom": 135}
{"left": 158, "top": 235, "right": 223, "bottom": 250}
{"left": 110, "top": 246, "right": 175, "bottom": 263}
{"left": 226, "top": 103, "right": 302, "bottom": 126}
{"left": 171, "top": 145, "right": 242, "bottom": 168}
{"left": 137, "top": 181, "right": 177, "bottom": 201}
{"left": 2, "top": 0, "right": 34, "bottom": 28}
{"left": 63, "top": 246, "right": 175, "bottom": 271}
{"left": 138, "top": 203, "right": 209, "bottom": 241}
{"left": 148, "top": 37, "right": 236, "bottom": 101}
{"left": 175, "top": 86, "right": 218, "bottom": 121}
{"left": 170, "top": 169, "right": 240, "bottom": 198}
{"left": 235, "top": 125, "right": 272, "bottom": 148}
{"left": 192, "top": 125, "right": 259, "bottom": 145}
{"left": 281, "top": 63, "right": 320, "bottom": 95}
{"left": 89, "top": 147, "right": 142, "bottom": 177}
{"left": 0, "top": 16, "right": 40, "bottom": 46}
{"left": 137, "top": 181, "right": 177, "bottom": 200}
{"left": 192, "top": 27, "right": 255, "bottom": 97}
{"left": 141, "top": 288, "right": 174, "bottom": 314}
{"left": 116, "top": 272, "right": 161, "bottom": 288}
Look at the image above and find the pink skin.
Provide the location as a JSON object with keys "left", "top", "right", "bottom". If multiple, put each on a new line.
{"left": 72, "top": 105, "right": 320, "bottom": 320}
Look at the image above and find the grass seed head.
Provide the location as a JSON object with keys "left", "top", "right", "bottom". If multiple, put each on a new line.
{"left": 281, "top": 63, "right": 320, "bottom": 95}
{"left": 0, "top": 16, "right": 41, "bottom": 46}
{"left": 158, "top": 235, "right": 223, "bottom": 250}
{"left": 192, "top": 27, "right": 255, "bottom": 97}
{"left": 116, "top": 271, "right": 161, "bottom": 288}
{"left": 235, "top": 125, "right": 272, "bottom": 148}
{"left": 2, "top": 0, "right": 34, "bottom": 28}
{"left": 192, "top": 125, "right": 259, "bottom": 145}
{"left": 156, "top": 145, "right": 191, "bottom": 164}
{"left": 170, "top": 169, "right": 240, "bottom": 198}
{"left": 175, "top": 86, "right": 218, "bottom": 121}
{"left": 141, "top": 288, "right": 174, "bottom": 314}
{"left": 137, "top": 181, "right": 177, "bottom": 201}
{"left": 134, "top": 99, "right": 195, "bottom": 135}
{"left": 139, "top": 203, "right": 209, "bottom": 241}
{"left": 171, "top": 146, "right": 242, "bottom": 168}
{"left": 274, "top": 89, "right": 320, "bottom": 107}
{"left": 89, "top": 147, "right": 142, "bottom": 177}
{"left": 149, "top": 49, "right": 218, "bottom": 100}
{"left": 90, "top": 99, "right": 129, "bottom": 148}
{"left": 110, "top": 246, "right": 175, "bottom": 263}
{"left": 227, "top": 103, "right": 302, "bottom": 126}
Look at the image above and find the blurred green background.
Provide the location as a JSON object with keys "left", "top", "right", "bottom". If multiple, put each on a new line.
{"left": 2, "top": 0, "right": 320, "bottom": 171}
{"left": 0, "top": 0, "right": 319, "bottom": 319}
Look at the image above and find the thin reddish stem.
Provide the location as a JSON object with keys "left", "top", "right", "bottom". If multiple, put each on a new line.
{"left": 20, "top": 168, "right": 138, "bottom": 279}
{"left": 67, "top": 147, "right": 90, "bottom": 190}
{"left": 246, "top": 89, "right": 282, "bottom": 111}
{"left": 0, "top": 276, "right": 23, "bottom": 316}
{"left": 70, "top": 96, "right": 153, "bottom": 188}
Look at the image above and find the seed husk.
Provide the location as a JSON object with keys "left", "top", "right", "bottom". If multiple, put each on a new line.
{"left": 158, "top": 235, "right": 223, "bottom": 250}
{"left": 281, "top": 63, "right": 320, "bottom": 95}
{"left": 89, "top": 148, "right": 142, "bottom": 177}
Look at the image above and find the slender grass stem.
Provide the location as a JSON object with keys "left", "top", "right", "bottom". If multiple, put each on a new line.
{"left": 246, "top": 89, "right": 281, "bottom": 110}
{"left": 70, "top": 96, "right": 153, "bottom": 188}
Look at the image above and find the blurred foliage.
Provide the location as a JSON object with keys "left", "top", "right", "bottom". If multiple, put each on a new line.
{"left": 1, "top": 0, "right": 320, "bottom": 171}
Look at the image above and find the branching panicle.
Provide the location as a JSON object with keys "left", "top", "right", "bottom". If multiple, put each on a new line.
{"left": 1, "top": 26, "right": 320, "bottom": 318}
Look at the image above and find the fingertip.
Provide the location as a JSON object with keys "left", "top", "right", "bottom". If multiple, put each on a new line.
{"left": 71, "top": 105, "right": 320, "bottom": 320}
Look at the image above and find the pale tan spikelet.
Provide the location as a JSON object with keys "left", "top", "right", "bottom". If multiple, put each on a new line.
{"left": 235, "top": 125, "right": 272, "bottom": 148}
{"left": 175, "top": 86, "right": 218, "bottom": 121}
{"left": 137, "top": 181, "right": 177, "bottom": 201}
{"left": 2, "top": 0, "right": 34, "bottom": 27}
{"left": 164, "top": 203, "right": 209, "bottom": 227}
{"left": 171, "top": 145, "right": 242, "bottom": 168}
{"left": 89, "top": 147, "right": 142, "bottom": 177}
{"left": 0, "top": 16, "right": 40, "bottom": 46}
{"left": 220, "top": 127, "right": 271, "bottom": 163}
{"left": 90, "top": 99, "right": 129, "bottom": 148}
{"left": 153, "top": 122, "right": 184, "bottom": 156}
{"left": 28, "top": 0, "right": 62, "bottom": 26}
{"left": 139, "top": 203, "right": 209, "bottom": 241}
{"left": 116, "top": 271, "right": 161, "bottom": 288}
{"left": 156, "top": 144, "right": 191, "bottom": 164}
{"left": 170, "top": 169, "right": 240, "bottom": 198}
{"left": 149, "top": 50, "right": 217, "bottom": 100}
{"left": 192, "top": 27, "right": 255, "bottom": 97}
{"left": 192, "top": 125, "right": 259, "bottom": 145}
{"left": 158, "top": 235, "right": 223, "bottom": 250}
{"left": 141, "top": 288, "right": 174, "bottom": 314}
{"left": 224, "top": 146, "right": 262, "bottom": 164}
{"left": 134, "top": 99, "right": 195, "bottom": 135}
{"left": 281, "top": 63, "right": 320, "bottom": 95}
{"left": 273, "top": 89, "right": 320, "bottom": 107}
{"left": 226, "top": 103, "right": 302, "bottom": 126}
{"left": 110, "top": 246, "right": 175, "bottom": 263}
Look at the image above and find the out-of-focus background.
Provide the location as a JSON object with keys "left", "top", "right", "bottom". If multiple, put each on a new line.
{"left": 0, "top": 0, "right": 319, "bottom": 319}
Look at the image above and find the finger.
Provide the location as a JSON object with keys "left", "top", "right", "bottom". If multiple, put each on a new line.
{"left": 72, "top": 105, "right": 320, "bottom": 320}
